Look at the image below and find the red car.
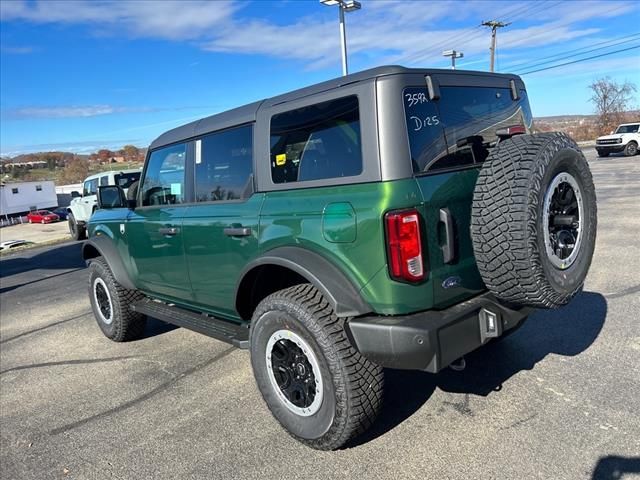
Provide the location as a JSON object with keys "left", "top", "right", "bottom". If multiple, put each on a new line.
{"left": 27, "top": 210, "right": 60, "bottom": 224}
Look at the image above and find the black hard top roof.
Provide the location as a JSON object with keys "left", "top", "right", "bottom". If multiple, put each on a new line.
{"left": 149, "top": 65, "right": 522, "bottom": 150}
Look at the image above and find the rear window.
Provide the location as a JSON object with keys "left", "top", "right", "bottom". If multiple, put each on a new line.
{"left": 115, "top": 172, "right": 141, "bottom": 189}
{"left": 270, "top": 96, "right": 362, "bottom": 184}
{"left": 404, "top": 86, "right": 532, "bottom": 173}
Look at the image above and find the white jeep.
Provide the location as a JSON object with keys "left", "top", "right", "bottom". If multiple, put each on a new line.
{"left": 68, "top": 169, "right": 140, "bottom": 240}
{"left": 595, "top": 122, "right": 640, "bottom": 158}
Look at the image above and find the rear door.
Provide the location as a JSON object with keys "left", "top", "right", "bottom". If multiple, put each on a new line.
{"left": 403, "top": 81, "right": 533, "bottom": 308}
{"left": 182, "top": 124, "right": 262, "bottom": 319}
{"left": 126, "top": 142, "right": 191, "bottom": 301}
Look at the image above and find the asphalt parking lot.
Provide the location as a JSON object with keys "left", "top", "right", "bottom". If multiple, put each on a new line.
{"left": 1, "top": 147, "right": 638, "bottom": 480}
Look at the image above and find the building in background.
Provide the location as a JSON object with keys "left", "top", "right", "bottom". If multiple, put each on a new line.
{"left": 0, "top": 181, "right": 57, "bottom": 217}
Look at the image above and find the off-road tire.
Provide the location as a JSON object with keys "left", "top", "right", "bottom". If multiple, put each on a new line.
{"left": 68, "top": 212, "right": 87, "bottom": 241}
{"left": 471, "top": 132, "right": 597, "bottom": 308}
{"left": 624, "top": 141, "right": 638, "bottom": 156}
{"left": 250, "top": 284, "right": 384, "bottom": 450}
{"left": 88, "top": 257, "right": 146, "bottom": 341}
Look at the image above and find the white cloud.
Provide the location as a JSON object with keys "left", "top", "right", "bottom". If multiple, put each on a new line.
{"left": 1, "top": 0, "right": 637, "bottom": 71}
{"left": 6, "top": 105, "right": 156, "bottom": 119}
{"left": 0, "top": 0, "right": 239, "bottom": 40}
{"left": 0, "top": 45, "right": 36, "bottom": 54}
{"left": 4, "top": 104, "right": 220, "bottom": 119}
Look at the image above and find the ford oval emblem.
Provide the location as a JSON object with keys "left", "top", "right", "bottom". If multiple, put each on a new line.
{"left": 442, "top": 276, "right": 462, "bottom": 289}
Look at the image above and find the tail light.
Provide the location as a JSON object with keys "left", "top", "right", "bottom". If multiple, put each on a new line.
{"left": 385, "top": 209, "right": 425, "bottom": 282}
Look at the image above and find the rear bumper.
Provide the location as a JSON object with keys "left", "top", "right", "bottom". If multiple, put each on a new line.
{"left": 346, "top": 292, "right": 532, "bottom": 373}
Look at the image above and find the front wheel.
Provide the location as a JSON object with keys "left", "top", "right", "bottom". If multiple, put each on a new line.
{"left": 88, "top": 257, "right": 146, "bottom": 341}
{"left": 624, "top": 141, "right": 638, "bottom": 156}
{"left": 250, "top": 284, "right": 384, "bottom": 450}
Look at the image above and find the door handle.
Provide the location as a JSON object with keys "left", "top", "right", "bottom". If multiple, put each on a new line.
{"left": 223, "top": 227, "right": 251, "bottom": 237}
{"left": 158, "top": 227, "right": 180, "bottom": 236}
{"left": 439, "top": 208, "right": 455, "bottom": 264}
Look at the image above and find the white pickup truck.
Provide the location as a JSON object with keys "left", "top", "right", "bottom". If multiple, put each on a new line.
{"left": 595, "top": 122, "right": 640, "bottom": 157}
{"left": 68, "top": 169, "right": 140, "bottom": 240}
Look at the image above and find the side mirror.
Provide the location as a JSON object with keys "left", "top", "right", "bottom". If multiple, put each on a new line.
{"left": 97, "top": 185, "right": 127, "bottom": 210}
{"left": 71, "top": 191, "right": 81, "bottom": 198}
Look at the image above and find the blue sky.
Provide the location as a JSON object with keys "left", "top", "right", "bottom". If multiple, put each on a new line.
{"left": 1, "top": 0, "right": 639, "bottom": 156}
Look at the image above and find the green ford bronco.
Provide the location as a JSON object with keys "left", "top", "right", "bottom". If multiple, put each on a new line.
{"left": 84, "top": 66, "right": 597, "bottom": 450}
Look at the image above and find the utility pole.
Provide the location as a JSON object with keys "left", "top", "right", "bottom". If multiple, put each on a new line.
{"left": 482, "top": 20, "right": 510, "bottom": 72}
{"left": 442, "top": 49, "right": 464, "bottom": 69}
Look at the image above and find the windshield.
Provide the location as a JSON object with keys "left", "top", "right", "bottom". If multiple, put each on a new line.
{"left": 615, "top": 124, "right": 639, "bottom": 134}
{"left": 115, "top": 172, "right": 141, "bottom": 189}
{"left": 404, "top": 85, "right": 532, "bottom": 173}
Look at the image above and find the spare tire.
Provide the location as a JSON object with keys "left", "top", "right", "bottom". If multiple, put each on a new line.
{"left": 471, "top": 132, "right": 597, "bottom": 308}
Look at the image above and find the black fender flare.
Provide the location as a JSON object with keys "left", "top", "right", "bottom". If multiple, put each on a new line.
{"left": 236, "top": 246, "right": 372, "bottom": 318}
{"left": 82, "top": 236, "right": 136, "bottom": 290}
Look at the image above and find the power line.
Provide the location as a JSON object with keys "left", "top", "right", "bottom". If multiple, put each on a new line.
{"left": 513, "top": 35, "right": 640, "bottom": 73}
{"left": 395, "top": 0, "right": 550, "bottom": 66}
{"left": 506, "top": 32, "right": 640, "bottom": 70}
{"left": 519, "top": 44, "right": 640, "bottom": 75}
{"left": 499, "top": 2, "right": 633, "bottom": 53}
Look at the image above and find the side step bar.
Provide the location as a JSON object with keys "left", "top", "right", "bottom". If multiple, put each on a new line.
{"left": 131, "top": 298, "right": 250, "bottom": 349}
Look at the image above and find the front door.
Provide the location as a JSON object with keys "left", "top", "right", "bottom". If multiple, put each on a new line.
{"left": 127, "top": 142, "right": 192, "bottom": 301}
{"left": 182, "top": 125, "right": 262, "bottom": 319}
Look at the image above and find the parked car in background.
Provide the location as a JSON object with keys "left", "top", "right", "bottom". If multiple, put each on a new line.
{"left": 0, "top": 240, "right": 34, "bottom": 251}
{"left": 52, "top": 207, "right": 69, "bottom": 220}
{"left": 26, "top": 210, "right": 59, "bottom": 224}
{"left": 595, "top": 122, "right": 640, "bottom": 157}
{"left": 68, "top": 169, "right": 141, "bottom": 240}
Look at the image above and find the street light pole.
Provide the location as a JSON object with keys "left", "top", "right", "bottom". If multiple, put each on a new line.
{"left": 320, "top": 0, "right": 361, "bottom": 76}
{"left": 338, "top": 5, "right": 348, "bottom": 76}
{"left": 443, "top": 50, "right": 464, "bottom": 69}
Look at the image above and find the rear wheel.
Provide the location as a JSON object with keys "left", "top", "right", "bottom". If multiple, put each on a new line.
{"left": 624, "top": 141, "right": 638, "bottom": 156}
{"left": 471, "top": 132, "right": 597, "bottom": 308}
{"left": 68, "top": 212, "right": 87, "bottom": 241}
{"left": 88, "top": 257, "right": 146, "bottom": 341}
{"left": 250, "top": 284, "right": 384, "bottom": 450}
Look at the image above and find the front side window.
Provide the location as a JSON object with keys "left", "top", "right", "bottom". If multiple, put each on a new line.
{"left": 404, "top": 86, "right": 533, "bottom": 173}
{"left": 140, "top": 143, "right": 186, "bottom": 206}
{"left": 11, "top": 188, "right": 18, "bottom": 194}
{"left": 270, "top": 96, "right": 362, "bottom": 184}
{"left": 36, "top": 185, "right": 42, "bottom": 191}
{"left": 83, "top": 179, "right": 98, "bottom": 196}
{"left": 195, "top": 125, "right": 253, "bottom": 202}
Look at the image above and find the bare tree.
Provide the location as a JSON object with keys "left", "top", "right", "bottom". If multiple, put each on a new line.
{"left": 59, "top": 158, "right": 89, "bottom": 184}
{"left": 589, "top": 77, "right": 637, "bottom": 134}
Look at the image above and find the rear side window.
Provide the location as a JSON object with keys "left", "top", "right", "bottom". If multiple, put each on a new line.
{"left": 195, "top": 125, "right": 253, "bottom": 202}
{"left": 404, "top": 86, "right": 532, "bottom": 173}
{"left": 270, "top": 96, "right": 362, "bottom": 184}
{"left": 140, "top": 143, "right": 186, "bottom": 206}
{"left": 115, "top": 172, "right": 141, "bottom": 189}
{"left": 99, "top": 176, "right": 109, "bottom": 186}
